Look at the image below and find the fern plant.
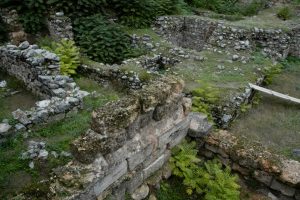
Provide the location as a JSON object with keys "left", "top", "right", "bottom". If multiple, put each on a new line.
{"left": 170, "top": 140, "right": 240, "bottom": 199}
{"left": 54, "top": 39, "right": 80, "bottom": 76}
{"left": 191, "top": 81, "right": 220, "bottom": 120}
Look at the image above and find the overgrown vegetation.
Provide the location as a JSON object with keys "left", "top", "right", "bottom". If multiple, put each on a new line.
{"left": 55, "top": 40, "right": 80, "bottom": 75}
{"left": 73, "top": 14, "right": 132, "bottom": 64}
{"left": 170, "top": 140, "right": 240, "bottom": 199}
{"left": 191, "top": 81, "right": 220, "bottom": 120}
{"left": 39, "top": 38, "right": 80, "bottom": 75}
{"left": 277, "top": 7, "right": 293, "bottom": 20}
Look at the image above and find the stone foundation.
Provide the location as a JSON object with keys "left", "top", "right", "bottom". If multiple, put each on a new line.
{"left": 155, "top": 16, "right": 300, "bottom": 60}
{"left": 0, "top": 42, "right": 88, "bottom": 127}
{"left": 195, "top": 130, "right": 300, "bottom": 200}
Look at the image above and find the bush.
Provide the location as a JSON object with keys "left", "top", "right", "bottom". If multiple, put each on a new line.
{"left": 112, "top": 0, "right": 160, "bottom": 28}
{"left": 47, "top": 0, "right": 107, "bottom": 17}
{"left": 277, "top": 7, "right": 293, "bottom": 20}
{"left": 73, "top": 14, "right": 132, "bottom": 64}
{"left": 55, "top": 40, "right": 80, "bottom": 75}
{"left": 0, "top": 15, "right": 9, "bottom": 44}
{"left": 170, "top": 140, "right": 240, "bottom": 199}
{"left": 18, "top": 10, "right": 46, "bottom": 34}
{"left": 112, "top": 0, "right": 189, "bottom": 28}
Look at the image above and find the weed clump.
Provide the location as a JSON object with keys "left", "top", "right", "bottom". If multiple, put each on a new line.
{"left": 277, "top": 7, "right": 293, "bottom": 20}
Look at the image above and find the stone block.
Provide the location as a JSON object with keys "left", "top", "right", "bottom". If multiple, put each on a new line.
{"left": 126, "top": 171, "right": 144, "bottom": 194}
{"left": 93, "top": 160, "right": 128, "bottom": 196}
{"left": 188, "top": 112, "right": 213, "bottom": 138}
{"left": 143, "top": 151, "right": 170, "bottom": 180}
{"left": 254, "top": 170, "right": 273, "bottom": 186}
{"left": 158, "top": 118, "right": 189, "bottom": 149}
{"left": 270, "top": 179, "right": 296, "bottom": 197}
{"left": 128, "top": 144, "right": 153, "bottom": 171}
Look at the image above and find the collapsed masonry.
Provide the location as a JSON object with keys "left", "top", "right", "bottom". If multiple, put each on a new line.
{"left": 200, "top": 130, "right": 300, "bottom": 200}
{"left": 49, "top": 76, "right": 212, "bottom": 200}
{"left": 0, "top": 42, "right": 88, "bottom": 127}
{"left": 155, "top": 16, "right": 300, "bottom": 60}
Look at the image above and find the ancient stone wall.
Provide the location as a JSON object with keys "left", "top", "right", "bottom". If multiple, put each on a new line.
{"left": 195, "top": 130, "right": 300, "bottom": 200}
{"left": 47, "top": 12, "right": 74, "bottom": 41}
{"left": 49, "top": 77, "right": 210, "bottom": 200}
{"left": 290, "top": 26, "right": 300, "bottom": 58}
{"left": 0, "top": 42, "right": 88, "bottom": 127}
{"left": 155, "top": 16, "right": 299, "bottom": 60}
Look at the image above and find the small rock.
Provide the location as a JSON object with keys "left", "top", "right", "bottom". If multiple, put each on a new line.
{"left": 292, "top": 149, "right": 300, "bottom": 158}
{"left": 51, "top": 151, "right": 58, "bottom": 158}
{"left": 60, "top": 151, "right": 71, "bottom": 157}
{"left": 12, "top": 109, "right": 31, "bottom": 125}
{"left": 15, "top": 123, "right": 26, "bottom": 131}
{"left": 131, "top": 184, "right": 149, "bottom": 200}
{"left": 36, "top": 100, "right": 51, "bottom": 108}
{"left": 29, "top": 161, "right": 34, "bottom": 169}
{"left": 0, "top": 80, "right": 7, "bottom": 88}
{"left": 18, "top": 41, "right": 30, "bottom": 50}
{"left": 55, "top": 12, "right": 64, "bottom": 17}
{"left": 268, "top": 192, "right": 278, "bottom": 200}
{"left": 217, "top": 65, "right": 225, "bottom": 70}
{"left": 232, "top": 54, "right": 239, "bottom": 61}
{"left": 0, "top": 123, "right": 11, "bottom": 133}
{"left": 38, "top": 149, "right": 49, "bottom": 159}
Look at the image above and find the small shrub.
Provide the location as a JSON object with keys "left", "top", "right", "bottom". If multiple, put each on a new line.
{"left": 55, "top": 40, "right": 80, "bottom": 75}
{"left": 262, "top": 63, "right": 282, "bottom": 85}
{"left": 73, "top": 14, "right": 132, "bottom": 64}
{"left": 277, "top": 7, "right": 293, "bottom": 20}
{"left": 170, "top": 140, "right": 240, "bottom": 199}
{"left": 191, "top": 81, "right": 220, "bottom": 119}
{"left": 18, "top": 10, "right": 46, "bottom": 34}
{"left": 139, "top": 71, "right": 153, "bottom": 82}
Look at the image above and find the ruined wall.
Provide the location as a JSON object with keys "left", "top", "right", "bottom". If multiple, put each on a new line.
{"left": 155, "top": 16, "right": 299, "bottom": 60}
{"left": 290, "top": 26, "right": 300, "bottom": 58}
{"left": 49, "top": 77, "right": 210, "bottom": 200}
{"left": 196, "top": 130, "right": 300, "bottom": 200}
{"left": 0, "top": 42, "right": 88, "bottom": 127}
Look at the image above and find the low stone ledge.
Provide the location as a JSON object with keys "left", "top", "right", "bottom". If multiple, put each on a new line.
{"left": 0, "top": 42, "right": 88, "bottom": 129}
{"left": 201, "top": 130, "right": 300, "bottom": 199}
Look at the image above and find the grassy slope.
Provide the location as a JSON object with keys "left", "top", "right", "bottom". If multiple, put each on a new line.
{"left": 230, "top": 58, "right": 300, "bottom": 160}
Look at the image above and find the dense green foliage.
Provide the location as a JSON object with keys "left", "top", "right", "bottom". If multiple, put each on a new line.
{"left": 170, "top": 140, "right": 240, "bottom": 199}
{"left": 73, "top": 14, "right": 132, "bottom": 64}
{"left": 112, "top": 0, "right": 189, "bottom": 28}
{"left": 188, "top": 0, "right": 267, "bottom": 16}
{"left": 277, "top": 7, "right": 293, "bottom": 20}
{"left": 47, "top": 0, "right": 107, "bottom": 17}
{"left": 55, "top": 40, "right": 80, "bottom": 75}
{"left": 191, "top": 81, "right": 220, "bottom": 119}
{"left": 0, "top": 15, "right": 9, "bottom": 44}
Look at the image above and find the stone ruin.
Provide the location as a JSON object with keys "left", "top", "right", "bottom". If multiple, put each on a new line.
{"left": 0, "top": 42, "right": 88, "bottom": 131}
{"left": 155, "top": 16, "right": 300, "bottom": 60}
{"left": 49, "top": 76, "right": 212, "bottom": 200}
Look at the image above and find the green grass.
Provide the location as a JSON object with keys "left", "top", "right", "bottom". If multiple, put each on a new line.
{"left": 230, "top": 57, "right": 300, "bottom": 160}
{"left": 172, "top": 49, "right": 278, "bottom": 103}
{"left": 0, "top": 76, "right": 122, "bottom": 199}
